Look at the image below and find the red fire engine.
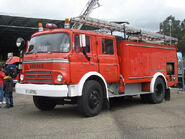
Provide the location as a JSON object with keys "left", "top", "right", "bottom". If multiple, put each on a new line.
{"left": 15, "top": 0, "right": 178, "bottom": 117}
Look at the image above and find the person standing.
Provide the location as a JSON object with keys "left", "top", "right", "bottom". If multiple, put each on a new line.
{"left": 3, "top": 70, "right": 14, "bottom": 108}
{"left": 0, "top": 62, "right": 5, "bottom": 108}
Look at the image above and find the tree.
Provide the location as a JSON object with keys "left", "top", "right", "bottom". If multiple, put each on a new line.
{"left": 160, "top": 15, "right": 185, "bottom": 54}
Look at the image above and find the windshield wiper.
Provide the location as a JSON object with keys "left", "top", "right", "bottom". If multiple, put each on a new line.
{"left": 26, "top": 51, "right": 48, "bottom": 54}
{"left": 26, "top": 52, "right": 34, "bottom": 54}
{"left": 49, "top": 50, "right": 61, "bottom": 53}
{"left": 37, "top": 51, "right": 48, "bottom": 53}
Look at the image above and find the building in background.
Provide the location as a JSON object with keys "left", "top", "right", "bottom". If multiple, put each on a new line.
{"left": 0, "top": 15, "right": 65, "bottom": 61}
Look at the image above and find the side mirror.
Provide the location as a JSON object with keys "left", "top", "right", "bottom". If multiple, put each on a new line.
{"left": 79, "top": 34, "right": 86, "bottom": 48}
{"left": 16, "top": 38, "right": 25, "bottom": 51}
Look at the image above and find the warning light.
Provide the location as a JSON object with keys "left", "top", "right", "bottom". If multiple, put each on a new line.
{"left": 65, "top": 18, "right": 70, "bottom": 24}
{"left": 174, "top": 41, "right": 178, "bottom": 46}
{"left": 64, "top": 18, "right": 70, "bottom": 29}
{"left": 38, "top": 22, "right": 43, "bottom": 31}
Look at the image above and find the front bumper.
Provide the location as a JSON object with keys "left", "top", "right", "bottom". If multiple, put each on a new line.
{"left": 13, "top": 80, "right": 18, "bottom": 84}
{"left": 15, "top": 83, "right": 68, "bottom": 97}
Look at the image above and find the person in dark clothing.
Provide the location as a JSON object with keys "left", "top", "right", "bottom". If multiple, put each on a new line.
{"left": 3, "top": 70, "right": 14, "bottom": 108}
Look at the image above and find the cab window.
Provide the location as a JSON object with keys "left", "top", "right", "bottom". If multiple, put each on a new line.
{"left": 102, "top": 39, "right": 114, "bottom": 55}
{"left": 74, "top": 35, "right": 90, "bottom": 53}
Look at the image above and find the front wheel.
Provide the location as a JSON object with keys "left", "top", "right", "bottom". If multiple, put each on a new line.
{"left": 78, "top": 80, "right": 103, "bottom": 117}
{"left": 149, "top": 78, "right": 165, "bottom": 104}
{"left": 33, "top": 96, "right": 56, "bottom": 111}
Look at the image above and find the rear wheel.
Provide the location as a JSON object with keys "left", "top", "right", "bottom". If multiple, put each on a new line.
{"left": 33, "top": 96, "right": 56, "bottom": 111}
{"left": 78, "top": 80, "right": 103, "bottom": 117}
{"left": 149, "top": 78, "right": 165, "bottom": 104}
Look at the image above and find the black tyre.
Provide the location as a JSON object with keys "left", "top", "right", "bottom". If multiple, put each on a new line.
{"left": 78, "top": 80, "right": 103, "bottom": 117}
{"left": 33, "top": 96, "right": 56, "bottom": 111}
{"left": 140, "top": 94, "right": 150, "bottom": 103}
{"left": 149, "top": 78, "right": 165, "bottom": 104}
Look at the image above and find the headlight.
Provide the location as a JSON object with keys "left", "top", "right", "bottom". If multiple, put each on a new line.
{"left": 57, "top": 74, "right": 63, "bottom": 82}
{"left": 20, "top": 74, "right": 24, "bottom": 81}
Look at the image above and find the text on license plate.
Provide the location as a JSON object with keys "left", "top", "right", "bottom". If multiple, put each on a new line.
{"left": 26, "top": 90, "right": 37, "bottom": 95}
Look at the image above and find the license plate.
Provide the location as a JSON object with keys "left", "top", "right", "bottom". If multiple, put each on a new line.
{"left": 26, "top": 89, "right": 37, "bottom": 95}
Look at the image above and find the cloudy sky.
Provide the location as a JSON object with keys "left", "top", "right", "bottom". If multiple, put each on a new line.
{"left": 0, "top": 0, "right": 185, "bottom": 31}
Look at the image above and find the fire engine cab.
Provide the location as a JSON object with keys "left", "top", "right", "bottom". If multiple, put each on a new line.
{"left": 15, "top": 0, "right": 178, "bottom": 117}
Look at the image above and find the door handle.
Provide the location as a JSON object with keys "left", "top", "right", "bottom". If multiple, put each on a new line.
{"left": 90, "top": 62, "right": 95, "bottom": 65}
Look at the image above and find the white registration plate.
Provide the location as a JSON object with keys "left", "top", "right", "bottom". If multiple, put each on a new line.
{"left": 26, "top": 89, "right": 37, "bottom": 95}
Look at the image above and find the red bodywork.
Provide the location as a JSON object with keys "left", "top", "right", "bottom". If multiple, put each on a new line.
{"left": 20, "top": 28, "right": 178, "bottom": 92}
{"left": 117, "top": 41, "right": 178, "bottom": 90}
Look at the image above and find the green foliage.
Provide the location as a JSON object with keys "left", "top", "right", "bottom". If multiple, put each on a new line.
{"left": 160, "top": 15, "right": 185, "bottom": 54}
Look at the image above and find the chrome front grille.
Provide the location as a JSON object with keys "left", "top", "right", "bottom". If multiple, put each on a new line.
{"left": 25, "top": 75, "right": 35, "bottom": 78}
{"left": 25, "top": 71, "right": 52, "bottom": 84}
{"left": 38, "top": 75, "right": 52, "bottom": 78}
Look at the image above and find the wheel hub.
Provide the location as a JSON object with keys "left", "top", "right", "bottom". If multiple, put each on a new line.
{"left": 155, "top": 84, "right": 163, "bottom": 97}
{"left": 89, "top": 90, "right": 100, "bottom": 109}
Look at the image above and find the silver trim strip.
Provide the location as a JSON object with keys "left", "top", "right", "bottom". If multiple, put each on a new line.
{"left": 126, "top": 44, "right": 176, "bottom": 50}
{"left": 23, "top": 59, "right": 69, "bottom": 64}
{"left": 109, "top": 91, "right": 153, "bottom": 98}
{"left": 129, "top": 76, "right": 153, "bottom": 80}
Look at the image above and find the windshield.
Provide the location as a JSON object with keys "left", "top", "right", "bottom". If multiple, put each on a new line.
{"left": 27, "top": 33, "right": 70, "bottom": 54}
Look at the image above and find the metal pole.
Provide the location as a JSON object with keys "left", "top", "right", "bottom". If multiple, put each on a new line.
{"left": 169, "top": 19, "right": 172, "bottom": 45}
{"left": 182, "top": 61, "right": 185, "bottom": 91}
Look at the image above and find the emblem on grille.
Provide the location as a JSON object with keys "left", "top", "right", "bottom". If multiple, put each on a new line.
{"left": 30, "top": 64, "right": 44, "bottom": 69}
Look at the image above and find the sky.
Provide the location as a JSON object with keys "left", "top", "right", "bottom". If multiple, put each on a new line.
{"left": 0, "top": 0, "right": 185, "bottom": 31}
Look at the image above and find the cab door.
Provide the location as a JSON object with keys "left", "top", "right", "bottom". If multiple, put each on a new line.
{"left": 97, "top": 37, "right": 120, "bottom": 83}
{"left": 70, "top": 34, "right": 98, "bottom": 84}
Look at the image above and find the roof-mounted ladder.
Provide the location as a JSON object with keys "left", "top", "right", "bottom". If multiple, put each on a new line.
{"left": 72, "top": 0, "right": 100, "bottom": 30}
{"left": 71, "top": 16, "right": 178, "bottom": 44}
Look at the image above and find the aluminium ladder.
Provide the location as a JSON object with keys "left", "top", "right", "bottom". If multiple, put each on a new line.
{"left": 71, "top": 16, "right": 178, "bottom": 44}
{"left": 71, "top": 0, "right": 100, "bottom": 30}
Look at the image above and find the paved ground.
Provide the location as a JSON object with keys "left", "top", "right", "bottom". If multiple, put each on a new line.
{"left": 1, "top": 89, "right": 185, "bottom": 139}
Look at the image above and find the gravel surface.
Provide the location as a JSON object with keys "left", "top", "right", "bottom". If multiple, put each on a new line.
{"left": 0, "top": 88, "right": 185, "bottom": 139}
